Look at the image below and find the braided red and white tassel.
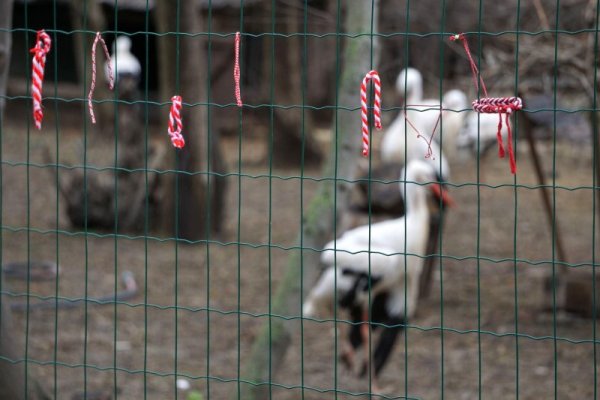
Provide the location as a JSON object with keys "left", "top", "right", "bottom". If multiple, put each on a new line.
{"left": 88, "top": 32, "right": 114, "bottom": 124}
{"left": 234, "top": 32, "right": 243, "bottom": 107}
{"left": 360, "top": 70, "right": 382, "bottom": 157}
{"left": 30, "top": 30, "right": 52, "bottom": 130}
{"left": 450, "top": 33, "right": 522, "bottom": 174}
{"left": 168, "top": 96, "right": 185, "bottom": 148}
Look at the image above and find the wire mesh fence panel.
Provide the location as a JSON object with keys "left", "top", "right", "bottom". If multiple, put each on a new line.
{"left": 0, "top": 0, "right": 599, "bottom": 399}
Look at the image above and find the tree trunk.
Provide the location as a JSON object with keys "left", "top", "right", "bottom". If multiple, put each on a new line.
{"left": 70, "top": 0, "right": 112, "bottom": 131}
{"left": 154, "top": 1, "right": 226, "bottom": 240}
{"left": 271, "top": 1, "right": 322, "bottom": 167}
{"left": 238, "top": 1, "right": 380, "bottom": 398}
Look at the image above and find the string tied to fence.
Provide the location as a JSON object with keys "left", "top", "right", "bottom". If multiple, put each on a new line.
{"left": 402, "top": 103, "right": 441, "bottom": 161}
{"left": 234, "top": 32, "right": 243, "bottom": 107}
{"left": 88, "top": 32, "right": 114, "bottom": 124}
{"left": 450, "top": 33, "right": 522, "bottom": 174}
{"left": 360, "top": 70, "right": 382, "bottom": 157}
{"left": 168, "top": 95, "right": 185, "bottom": 149}
{"left": 30, "top": 30, "right": 52, "bottom": 130}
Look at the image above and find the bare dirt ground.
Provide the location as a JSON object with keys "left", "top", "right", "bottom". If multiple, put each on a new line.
{"left": 2, "top": 102, "right": 599, "bottom": 399}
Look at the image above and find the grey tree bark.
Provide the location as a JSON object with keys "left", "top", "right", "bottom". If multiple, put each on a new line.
{"left": 70, "top": 0, "right": 112, "bottom": 131}
{"left": 270, "top": 1, "right": 322, "bottom": 167}
{"left": 154, "top": 0, "right": 227, "bottom": 240}
{"left": 238, "top": 1, "right": 380, "bottom": 398}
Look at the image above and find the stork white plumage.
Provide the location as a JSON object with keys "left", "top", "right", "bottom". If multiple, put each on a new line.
{"left": 388, "top": 68, "right": 469, "bottom": 167}
{"left": 395, "top": 69, "right": 468, "bottom": 144}
{"left": 381, "top": 68, "right": 451, "bottom": 181}
{"left": 303, "top": 160, "right": 453, "bottom": 393}
{"left": 105, "top": 36, "right": 141, "bottom": 91}
{"left": 435, "top": 89, "right": 468, "bottom": 157}
{"left": 304, "top": 160, "right": 443, "bottom": 318}
{"left": 395, "top": 67, "right": 438, "bottom": 134}
{"left": 456, "top": 111, "right": 504, "bottom": 156}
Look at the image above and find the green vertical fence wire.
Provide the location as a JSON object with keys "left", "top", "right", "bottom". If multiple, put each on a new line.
{"left": 236, "top": 3, "right": 244, "bottom": 400}
{"left": 23, "top": 3, "right": 31, "bottom": 398}
{"left": 300, "top": 1, "right": 308, "bottom": 399}
{"left": 551, "top": 2, "right": 561, "bottom": 398}
{"left": 593, "top": 2, "right": 600, "bottom": 398}
{"left": 0, "top": 17, "right": 3, "bottom": 400}
{"left": 401, "top": 1, "right": 411, "bottom": 398}
{"left": 268, "top": 1, "right": 276, "bottom": 397}
{"left": 332, "top": 0, "right": 341, "bottom": 396}
{"left": 475, "top": 2, "right": 484, "bottom": 398}
{"left": 173, "top": 2, "right": 181, "bottom": 398}
{"left": 143, "top": 1, "right": 151, "bottom": 398}
{"left": 111, "top": 4, "right": 120, "bottom": 398}
{"left": 512, "top": 2, "right": 523, "bottom": 398}
{"left": 0, "top": 10, "right": 3, "bottom": 399}
{"left": 437, "top": 1, "right": 446, "bottom": 398}
{"left": 206, "top": 2, "right": 215, "bottom": 400}
{"left": 50, "top": 3, "right": 61, "bottom": 398}
{"left": 366, "top": 2, "right": 377, "bottom": 397}
{"left": 79, "top": 3, "right": 91, "bottom": 397}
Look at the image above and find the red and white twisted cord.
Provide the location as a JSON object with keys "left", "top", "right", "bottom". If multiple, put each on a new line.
{"left": 360, "top": 70, "right": 382, "bottom": 157}
{"left": 88, "top": 32, "right": 114, "bottom": 124}
{"left": 234, "top": 32, "right": 243, "bottom": 107}
{"left": 30, "top": 30, "right": 51, "bottom": 130}
{"left": 472, "top": 96, "right": 522, "bottom": 114}
{"left": 168, "top": 96, "right": 185, "bottom": 149}
{"left": 472, "top": 97, "right": 522, "bottom": 173}
{"left": 450, "top": 33, "right": 522, "bottom": 174}
{"left": 450, "top": 33, "right": 488, "bottom": 98}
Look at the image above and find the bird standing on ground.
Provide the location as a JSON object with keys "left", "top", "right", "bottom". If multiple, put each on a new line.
{"left": 303, "top": 160, "right": 454, "bottom": 393}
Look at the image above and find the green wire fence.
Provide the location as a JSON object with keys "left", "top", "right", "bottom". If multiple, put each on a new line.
{"left": 0, "top": 0, "right": 599, "bottom": 399}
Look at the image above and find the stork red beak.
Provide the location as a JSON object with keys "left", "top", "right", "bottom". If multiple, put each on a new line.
{"left": 430, "top": 182, "right": 455, "bottom": 207}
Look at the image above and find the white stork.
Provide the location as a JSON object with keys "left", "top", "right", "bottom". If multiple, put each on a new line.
{"left": 303, "top": 160, "right": 453, "bottom": 393}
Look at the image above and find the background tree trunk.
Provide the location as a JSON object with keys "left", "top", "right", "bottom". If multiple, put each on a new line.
{"left": 154, "top": 1, "right": 227, "bottom": 240}
{"left": 271, "top": 1, "right": 322, "bottom": 167}
{"left": 70, "top": 0, "right": 112, "bottom": 131}
{"left": 238, "top": 1, "right": 380, "bottom": 398}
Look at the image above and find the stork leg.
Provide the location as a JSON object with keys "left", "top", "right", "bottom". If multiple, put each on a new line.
{"left": 361, "top": 310, "right": 371, "bottom": 369}
{"left": 358, "top": 315, "right": 404, "bottom": 394}
{"left": 340, "top": 305, "right": 364, "bottom": 371}
{"left": 358, "top": 310, "right": 388, "bottom": 394}
{"left": 419, "top": 210, "right": 441, "bottom": 299}
{"left": 373, "top": 316, "right": 404, "bottom": 376}
{"left": 358, "top": 309, "right": 377, "bottom": 389}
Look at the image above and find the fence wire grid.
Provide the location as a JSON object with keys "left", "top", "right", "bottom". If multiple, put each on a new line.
{"left": 0, "top": 0, "right": 599, "bottom": 399}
